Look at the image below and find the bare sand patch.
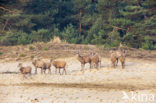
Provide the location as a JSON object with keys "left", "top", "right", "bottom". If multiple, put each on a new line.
{"left": 0, "top": 57, "right": 156, "bottom": 103}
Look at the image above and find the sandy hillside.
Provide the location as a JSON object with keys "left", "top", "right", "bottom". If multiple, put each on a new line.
{"left": 0, "top": 57, "right": 156, "bottom": 103}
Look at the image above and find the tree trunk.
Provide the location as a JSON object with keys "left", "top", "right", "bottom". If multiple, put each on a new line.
{"left": 79, "top": 9, "right": 82, "bottom": 35}
{"left": 1, "top": 19, "right": 8, "bottom": 33}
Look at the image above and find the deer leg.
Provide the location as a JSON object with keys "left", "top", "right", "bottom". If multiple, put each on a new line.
{"left": 116, "top": 58, "right": 118, "bottom": 66}
{"left": 35, "top": 68, "right": 37, "bottom": 74}
{"left": 99, "top": 61, "right": 101, "bottom": 68}
{"left": 24, "top": 74, "right": 27, "bottom": 79}
{"left": 114, "top": 62, "right": 116, "bottom": 68}
{"left": 96, "top": 63, "right": 98, "bottom": 69}
{"left": 94, "top": 63, "right": 96, "bottom": 68}
{"left": 43, "top": 69, "right": 46, "bottom": 74}
{"left": 42, "top": 68, "right": 45, "bottom": 74}
{"left": 111, "top": 60, "right": 114, "bottom": 68}
{"left": 98, "top": 62, "right": 100, "bottom": 68}
{"left": 29, "top": 73, "right": 32, "bottom": 79}
{"left": 23, "top": 74, "right": 25, "bottom": 79}
{"left": 122, "top": 62, "right": 123, "bottom": 69}
{"left": 64, "top": 68, "right": 67, "bottom": 75}
{"left": 62, "top": 68, "right": 64, "bottom": 75}
{"left": 90, "top": 62, "right": 92, "bottom": 69}
{"left": 48, "top": 68, "right": 51, "bottom": 74}
{"left": 112, "top": 61, "right": 115, "bottom": 68}
{"left": 55, "top": 68, "right": 57, "bottom": 74}
{"left": 59, "top": 68, "right": 61, "bottom": 75}
{"left": 81, "top": 64, "right": 84, "bottom": 71}
{"left": 89, "top": 63, "right": 92, "bottom": 69}
{"left": 122, "top": 62, "right": 125, "bottom": 69}
{"left": 41, "top": 68, "right": 44, "bottom": 74}
{"left": 90, "top": 62, "right": 93, "bottom": 71}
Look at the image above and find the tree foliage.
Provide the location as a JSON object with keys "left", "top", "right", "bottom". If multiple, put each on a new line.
{"left": 0, "top": 0, "right": 155, "bottom": 49}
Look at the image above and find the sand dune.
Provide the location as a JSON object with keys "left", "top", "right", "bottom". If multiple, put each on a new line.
{"left": 0, "top": 57, "right": 156, "bottom": 103}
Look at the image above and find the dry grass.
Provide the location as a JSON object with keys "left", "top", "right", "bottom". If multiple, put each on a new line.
{"left": 50, "top": 36, "right": 62, "bottom": 44}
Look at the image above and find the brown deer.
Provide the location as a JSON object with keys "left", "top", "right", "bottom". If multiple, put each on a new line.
{"left": 90, "top": 52, "right": 101, "bottom": 69}
{"left": 32, "top": 58, "right": 46, "bottom": 74}
{"left": 18, "top": 63, "right": 32, "bottom": 78}
{"left": 110, "top": 51, "right": 118, "bottom": 68}
{"left": 52, "top": 60, "right": 67, "bottom": 75}
{"left": 119, "top": 50, "right": 126, "bottom": 69}
{"left": 110, "top": 50, "right": 126, "bottom": 68}
{"left": 76, "top": 52, "right": 91, "bottom": 71}
{"left": 42, "top": 58, "right": 52, "bottom": 74}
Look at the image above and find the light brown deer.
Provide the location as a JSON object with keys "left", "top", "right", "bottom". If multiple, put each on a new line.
{"left": 90, "top": 52, "right": 101, "bottom": 69}
{"left": 42, "top": 58, "right": 52, "bottom": 74}
{"left": 52, "top": 60, "right": 67, "bottom": 75}
{"left": 119, "top": 50, "right": 126, "bottom": 69}
{"left": 18, "top": 63, "right": 32, "bottom": 78}
{"left": 32, "top": 58, "right": 46, "bottom": 74}
{"left": 110, "top": 50, "right": 126, "bottom": 68}
{"left": 110, "top": 51, "right": 118, "bottom": 68}
{"left": 76, "top": 52, "right": 91, "bottom": 71}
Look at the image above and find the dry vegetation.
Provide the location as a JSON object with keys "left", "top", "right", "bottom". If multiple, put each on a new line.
{"left": 0, "top": 42, "right": 156, "bottom": 103}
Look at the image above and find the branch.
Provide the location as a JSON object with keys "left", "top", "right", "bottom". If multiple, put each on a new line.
{"left": 1, "top": 19, "right": 8, "bottom": 34}
{"left": 0, "top": 6, "right": 14, "bottom": 13}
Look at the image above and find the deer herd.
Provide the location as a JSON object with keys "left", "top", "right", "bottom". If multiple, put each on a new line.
{"left": 17, "top": 49, "right": 126, "bottom": 78}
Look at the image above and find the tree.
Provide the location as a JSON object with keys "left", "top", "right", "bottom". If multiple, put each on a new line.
{"left": 0, "top": 0, "right": 155, "bottom": 49}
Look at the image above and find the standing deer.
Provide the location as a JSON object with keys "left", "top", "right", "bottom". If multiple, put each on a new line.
{"left": 110, "top": 50, "right": 118, "bottom": 68}
{"left": 32, "top": 58, "right": 46, "bottom": 74}
{"left": 76, "top": 52, "right": 91, "bottom": 71}
{"left": 52, "top": 60, "right": 67, "bottom": 75}
{"left": 90, "top": 52, "right": 101, "bottom": 69}
{"left": 42, "top": 58, "right": 52, "bottom": 74}
{"left": 110, "top": 50, "right": 126, "bottom": 68}
{"left": 119, "top": 50, "right": 126, "bottom": 69}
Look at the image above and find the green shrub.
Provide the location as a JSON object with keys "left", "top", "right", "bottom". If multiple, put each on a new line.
{"left": 29, "top": 46, "right": 35, "bottom": 50}
{"left": 0, "top": 32, "right": 18, "bottom": 45}
{"left": 0, "top": 52, "right": 3, "bottom": 55}
{"left": 17, "top": 32, "right": 32, "bottom": 45}
{"left": 96, "top": 44, "right": 103, "bottom": 48}
{"left": 153, "top": 45, "right": 156, "bottom": 50}
{"left": 31, "top": 29, "right": 50, "bottom": 42}
{"left": 103, "top": 44, "right": 111, "bottom": 49}
{"left": 142, "top": 41, "right": 153, "bottom": 50}
{"left": 83, "top": 45, "right": 89, "bottom": 50}
{"left": 62, "top": 24, "right": 81, "bottom": 44}
{"left": 19, "top": 54, "right": 26, "bottom": 57}
{"left": 142, "top": 36, "right": 154, "bottom": 50}
{"left": 43, "top": 47, "right": 49, "bottom": 51}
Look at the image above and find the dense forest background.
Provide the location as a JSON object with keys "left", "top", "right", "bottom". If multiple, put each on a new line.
{"left": 0, "top": 0, "right": 155, "bottom": 49}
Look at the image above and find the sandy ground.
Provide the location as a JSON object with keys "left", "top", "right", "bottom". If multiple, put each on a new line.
{"left": 0, "top": 57, "right": 156, "bottom": 103}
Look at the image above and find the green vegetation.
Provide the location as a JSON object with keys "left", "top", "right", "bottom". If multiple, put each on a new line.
{"left": 43, "top": 47, "right": 49, "bottom": 51}
{"left": 0, "top": 52, "right": 3, "bottom": 55}
{"left": 0, "top": 0, "right": 155, "bottom": 49}
{"left": 83, "top": 45, "right": 89, "bottom": 50}
{"left": 29, "top": 46, "right": 35, "bottom": 50}
{"left": 19, "top": 54, "right": 26, "bottom": 57}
